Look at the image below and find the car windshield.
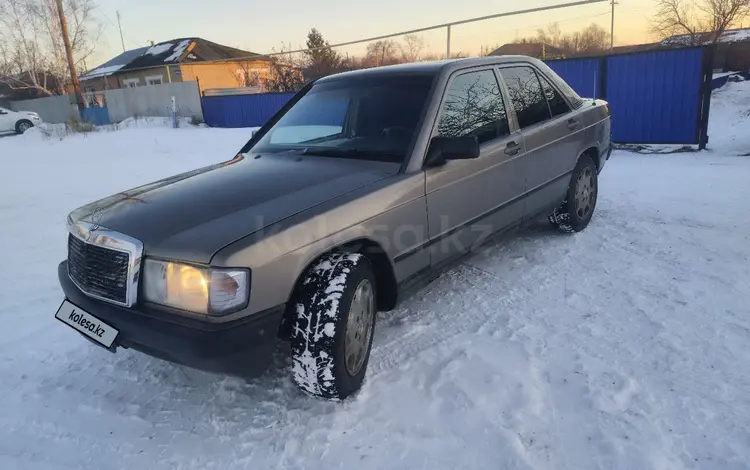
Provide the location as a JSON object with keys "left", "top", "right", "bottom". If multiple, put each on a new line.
{"left": 249, "top": 74, "right": 436, "bottom": 163}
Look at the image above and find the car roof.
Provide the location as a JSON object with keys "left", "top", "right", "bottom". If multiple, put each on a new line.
{"left": 316, "top": 55, "right": 542, "bottom": 83}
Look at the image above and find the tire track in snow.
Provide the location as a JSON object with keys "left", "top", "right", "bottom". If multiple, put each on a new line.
{"left": 368, "top": 264, "right": 514, "bottom": 378}
{"left": 367, "top": 239, "right": 562, "bottom": 379}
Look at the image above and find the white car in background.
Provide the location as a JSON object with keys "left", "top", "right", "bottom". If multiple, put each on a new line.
{"left": 0, "top": 107, "right": 42, "bottom": 134}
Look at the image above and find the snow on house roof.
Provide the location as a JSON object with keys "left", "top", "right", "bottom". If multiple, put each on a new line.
{"left": 79, "top": 38, "right": 266, "bottom": 82}
{"left": 119, "top": 38, "right": 261, "bottom": 71}
{"left": 661, "top": 27, "right": 750, "bottom": 46}
{"left": 721, "top": 29, "right": 750, "bottom": 42}
{"left": 144, "top": 42, "right": 174, "bottom": 56}
{"left": 80, "top": 46, "right": 150, "bottom": 81}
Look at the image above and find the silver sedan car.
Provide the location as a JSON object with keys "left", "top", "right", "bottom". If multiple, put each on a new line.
{"left": 56, "top": 56, "right": 612, "bottom": 400}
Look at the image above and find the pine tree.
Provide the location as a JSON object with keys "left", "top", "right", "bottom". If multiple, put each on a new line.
{"left": 304, "top": 28, "right": 342, "bottom": 79}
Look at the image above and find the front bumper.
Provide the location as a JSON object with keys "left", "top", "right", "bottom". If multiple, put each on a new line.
{"left": 58, "top": 261, "right": 285, "bottom": 377}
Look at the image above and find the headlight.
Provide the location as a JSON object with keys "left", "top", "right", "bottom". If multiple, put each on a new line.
{"left": 142, "top": 259, "right": 250, "bottom": 315}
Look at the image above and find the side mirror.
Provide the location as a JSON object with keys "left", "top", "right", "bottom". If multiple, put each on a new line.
{"left": 424, "top": 135, "right": 480, "bottom": 168}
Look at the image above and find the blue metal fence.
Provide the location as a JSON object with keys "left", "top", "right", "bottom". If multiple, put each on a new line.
{"left": 605, "top": 48, "right": 705, "bottom": 144}
{"left": 201, "top": 92, "right": 294, "bottom": 128}
{"left": 80, "top": 107, "right": 110, "bottom": 126}
{"left": 202, "top": 47, "right": 711, "bottom": 146}
{"left": 547, "top": 58, "right": 602, "bottom": 100}
{"left": 547, "top": 46, "right": 710, "bottom": 145}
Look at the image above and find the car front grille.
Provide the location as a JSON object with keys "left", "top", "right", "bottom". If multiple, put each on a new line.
{"left": 68, "top": 233, "right": 130, "bottom": 304}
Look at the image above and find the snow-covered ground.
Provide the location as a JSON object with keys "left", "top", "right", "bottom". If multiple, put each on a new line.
{"left": 1, "top": 81, "right": 749, "bottom": 470}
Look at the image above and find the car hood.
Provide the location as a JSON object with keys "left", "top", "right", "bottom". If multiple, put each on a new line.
{"left": 68, "top": 153, "right": 400, "bottom": 263}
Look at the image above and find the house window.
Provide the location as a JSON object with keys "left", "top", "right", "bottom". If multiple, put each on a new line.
{"left": 145, "top": 75, "right": 164, "bottom": 86}
{"left": 123, "top": 78, "right": 139, "bottom": 88}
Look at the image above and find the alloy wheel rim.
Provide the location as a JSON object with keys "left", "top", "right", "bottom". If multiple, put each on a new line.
{"left": 19, "top": 123, "right": 30, "bottom": 132}
{"left": 574, "top": 167, "right": 595, "bottom": 219}
{"left": 344, "top": 279, "right": 375, "bottom": 376}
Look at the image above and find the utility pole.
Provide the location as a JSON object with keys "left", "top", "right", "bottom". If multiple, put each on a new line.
{"left": 116, "top": 11, "right": 126, "bottom": 52}
{"left": 446, "top": 25, "right": 452, "bottom": 59}
{"left": 610, "top": 0, "right": 617, "bottom": 52}
{"left": 55, "top": 0, "right": 84, "bottom": 111}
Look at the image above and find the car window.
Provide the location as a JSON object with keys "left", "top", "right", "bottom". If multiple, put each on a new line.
{"left": 267, "top": 92, "right": 349, "bottom": 144}
{"left": 498, "top": 66, "right": 552, "bottom": 129}
{"left": 437, "top": 70, "right": 509, "bottom": 144}
{"left": 251, "top": 74, "right": 435, "bottom": 163}
{"left": 538, "top": 73, "right": 571, "bottom": 117}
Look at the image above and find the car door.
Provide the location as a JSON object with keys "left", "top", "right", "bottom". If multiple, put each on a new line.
{"left": 424, "top": 68, "right": 525, "bottom": 267}
{"left": 0, "top": 108, "right": 14, "bottom": 132}
{"left": 497, "top": 65, "right": 580, "bottom": 220}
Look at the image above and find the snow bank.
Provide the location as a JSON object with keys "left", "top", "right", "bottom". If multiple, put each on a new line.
{"left": 18, "top": 116, "right": 207, "bottom": 142}
{"left": 708, "top": 78, "right": 750, "bottom": 155}
{"left": 105, "top": 116, "right": 202, "bottom": 130}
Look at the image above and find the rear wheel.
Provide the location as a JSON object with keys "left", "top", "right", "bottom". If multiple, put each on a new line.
{"left": 15, "top": 120, "right": 33, "bottom": 134}
{"left": 549, "top": 154, "right": 598, "bottom": 233}
{"left": 289, "top": 252, "right": 376, "bottom": 400}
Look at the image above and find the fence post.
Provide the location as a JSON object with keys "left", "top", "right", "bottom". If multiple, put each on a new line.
{"left": 171, "top": 96, "right": 178, "bottom": 128}
{"left": 697, "top": 45, "right": 715, "bottom": 150}
{"left": 196, "top": 77, "right": 206, "bottom": 125}
{"left": 598, "top": 56, "right": 608, "bottom": 100}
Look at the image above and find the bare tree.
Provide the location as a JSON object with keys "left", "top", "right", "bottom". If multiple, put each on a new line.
{"left": 512, "top": 22, "right": 610, "bottom": 57}
{"left": 561, "top": 24, "right": 610, "bottom": 55}
{"left": 228, "top": 60, "right": 263, "bottom": 88}
{"left": 653, "top": 0, "right": 750, "bottom": 44}
{"left": 0, "top": 42, "right": 14, "bottom": 75}
{"left": 264, "top": 42, "right": 305, "bottom": 93}
{"left": 364, "top": 39, "right": 401, "bottom": 67}
{"left": 400, "top": 34, "right": 425, "bottom": 62}
{"left": 0, "top": 0, "right": 102, "bottom": 96}
{"left": 479, "top": 44, "right": 501, "bottom": 56}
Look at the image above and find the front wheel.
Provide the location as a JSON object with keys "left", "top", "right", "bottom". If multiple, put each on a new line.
{"left": 549, "top": 154, "right": 598, "bottom": 233}
{"left": 16, "top": 120, "right": 33, "bottom": 134}
{"left": 290, "top": 252, "right": 377, "bottom": 400}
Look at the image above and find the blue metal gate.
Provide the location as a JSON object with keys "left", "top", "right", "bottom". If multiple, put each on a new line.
{"left": 546, "top": 46, "right": 711, "bottom": 146}
{"left": 605, "top": 48, "right": 705, "bottom": 144}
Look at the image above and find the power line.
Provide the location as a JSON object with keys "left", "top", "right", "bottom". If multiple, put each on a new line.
{"left": 101, "top": 1, "right": 610, "bottom": 74}
{"left": 451, "top": 9, "right": 612, "bottom": 42}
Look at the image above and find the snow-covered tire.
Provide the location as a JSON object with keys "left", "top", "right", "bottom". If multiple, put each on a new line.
{"left": 549, "top": 154, "right": 598, "bottom": 233}
{"left": 15, "top": 120, "right": 33, "bottom": 134}
{"left": 290, "top": 252, "right": 377, "bottom": 400}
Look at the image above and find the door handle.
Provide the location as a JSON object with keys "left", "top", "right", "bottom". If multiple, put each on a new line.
{"left": 567, "top": 119, "right": 580, "bottom": 131}
{"left": 504, "top": 141, "right": 521, "bottom": 156}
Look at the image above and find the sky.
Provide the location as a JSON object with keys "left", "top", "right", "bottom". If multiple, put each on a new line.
{"left": 90, "top": 0, "right": 662, "bottom": 66}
